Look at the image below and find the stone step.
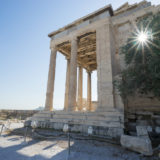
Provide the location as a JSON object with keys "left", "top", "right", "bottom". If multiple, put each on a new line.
{"left": 40, "top": 109, "right": 123, "bottom": 114}
{"left": 34, "top": 111, "right": 123, "bottom": 118}
{"left": 33, "top": 114, "right": 123, "bottom": 122}
{"left": 31, "top": 117, "right": 124, "bottom": 128}
{"left": 33, "top": 112, "right": 123, "bottom": 119}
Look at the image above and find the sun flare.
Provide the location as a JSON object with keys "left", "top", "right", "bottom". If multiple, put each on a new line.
{"left": 137, "top": 31, "right": 148, "bottom": 43}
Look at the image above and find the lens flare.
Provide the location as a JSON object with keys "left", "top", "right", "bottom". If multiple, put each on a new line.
{"left": 128, "top": 26, "right": 154, "bottom": 52}
{"left": 126, "top": 20, "right": 160, "bottom": 64}
{"left": 137, "top": 31, "right": 148, "bottom": 43}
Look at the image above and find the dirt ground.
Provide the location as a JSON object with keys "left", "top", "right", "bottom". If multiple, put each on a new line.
{"left": 0, "top": 122, "right": 158, "bottom": 160}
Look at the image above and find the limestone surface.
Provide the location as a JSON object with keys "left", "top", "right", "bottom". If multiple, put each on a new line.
{"left": 120, "top": 135, "right": 153, "bottom": 156}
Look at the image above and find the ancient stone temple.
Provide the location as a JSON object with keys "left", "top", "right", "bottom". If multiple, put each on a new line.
{"left": 32, "top": 1, "right": 160, "bottom": 139}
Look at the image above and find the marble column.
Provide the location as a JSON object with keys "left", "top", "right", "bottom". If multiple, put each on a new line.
{"left": 67, "top": 37, "right": 78, "bottom": 111}
{"left": 96, "top": 20, "right": 115, "bottom": 111}
{"left": 87, "top": 71, "right": 92, "bottom": 111}
{"left": 45, "top": 46, "right": 57, "bottom": 111}
{"left": 64, "top": 58, "right": 70, "bottom": 111}
{"left": 77, "top": 66, "right": 83, "bottom": 111}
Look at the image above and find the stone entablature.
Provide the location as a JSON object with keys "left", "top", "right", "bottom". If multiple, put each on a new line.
{"left": 48, "top": 5, "right": 113, "bottom": 39}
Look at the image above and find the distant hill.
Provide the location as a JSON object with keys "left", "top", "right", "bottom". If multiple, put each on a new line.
{"left": 35, "top": 106, "right": 44, "bottom": 110}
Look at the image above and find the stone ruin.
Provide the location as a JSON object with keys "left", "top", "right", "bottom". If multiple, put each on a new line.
{"left": 31, "top": 1, "right": 160, "bottom": 142}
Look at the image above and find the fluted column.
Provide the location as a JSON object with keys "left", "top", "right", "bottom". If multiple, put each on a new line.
{"left": 64, "top": 58, "right": 70, "bottom": 110}
{"left": 77, "top": 66, "right": 83, "bottom": 111}
{"left": 87, "top": 71, "right": 92, "bottom": 111}
{"left": 45, "top": 46, "right": 57, "bottom": 111}
{"left": 67, "top": 37, "right": 78, "bottom": 111}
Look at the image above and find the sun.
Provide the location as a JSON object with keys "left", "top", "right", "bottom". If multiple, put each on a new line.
{"left": 137, "top": 31, "right": 148, "bottom": 43}
{"left": 128, "top": 26, "right": 154, "bottom": 53}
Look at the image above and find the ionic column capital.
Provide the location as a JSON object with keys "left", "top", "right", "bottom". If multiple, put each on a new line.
{"left": 86, "top": 70, "right": 92, "bottom": 74}
{"left": 65, "top": 56, "right": 70, "bottom": 60}
{"left": 71, "top": 36, "right": 78, "bottom": 42}
{"left": 50, "top": 44, "right": 57, "bottom": 50}
{"left": 78, "top": 64, "right": 82, "bottom": 68}
{"left": 69, "top": 35, "right": 78, "bottom": 45}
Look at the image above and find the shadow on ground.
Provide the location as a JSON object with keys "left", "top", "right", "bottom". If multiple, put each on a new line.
{"left": 0, "top": 125, "right": 159, "bottom": 160}
{"left": 0, "top": 132, "right": 158, "bottom": 160}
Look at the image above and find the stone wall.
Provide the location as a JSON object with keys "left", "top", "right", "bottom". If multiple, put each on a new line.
{"left": 0, "top": 110, "right": 38, "bottom": 120}
{"left": 112, "top": 3, "right": 160, "bottom": 134}
{"left": 125, "top": 96, "right": 160, "bottom": 135}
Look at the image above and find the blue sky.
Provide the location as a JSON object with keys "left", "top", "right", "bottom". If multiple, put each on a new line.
{"left": 0, "top": 0, "right": 159, "bottom": 110}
